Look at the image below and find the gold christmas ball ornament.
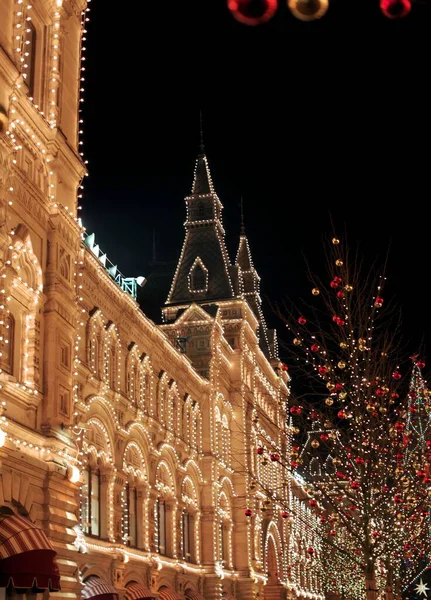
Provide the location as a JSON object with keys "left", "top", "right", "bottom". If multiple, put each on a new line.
{"left": 293, "top": 337, "right": 302, "bottom": 346}
{"left": 325, "top": 397, "right": 334, "bottom": 406}
{"left": 339, "top": 391, "right": 347, "bottom": 400}
{"left": 311, "top": 440, "right": 320, "bottom": 448}
{"left": 287, "top": 0, "right": 329, "bottom": 21}
{"left": 344, "top": 284, "right": 353, "bottom": 292}
{"left": 312, "top": 287, "right": 320, "bottom": 296}
{"left": 366, "top": 404, "right": 375, "bottom": 412}
{"left": 340, "top": 342, "right": 348, "bottom": 349}
{"left": 338, "top": 361, "right": 346, "bottom": 369}
{"left": 327, "top": 382, "right": 335, "bottom": 390}
{"left": 332, "top": 237, "right": 340, "bottom": 245}
{"left": 335, "top": 259, "right": 343, "bottom": 267}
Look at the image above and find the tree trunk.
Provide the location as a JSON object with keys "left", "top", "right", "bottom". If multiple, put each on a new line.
{"left": 365, "top": 564, "right": 379, "bottom": 600}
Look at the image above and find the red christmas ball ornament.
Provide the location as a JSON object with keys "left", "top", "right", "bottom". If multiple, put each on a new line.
{"left": 391, "top": 392, "right": 400, "bottom": 400}
{"left": 291, "top": 460, "right": 299, "bottom": 469}
{"left": 281, "top": 511, "right": 289, "bottom": 518}
{"left": 318, "top": 366, "right": 327, "bottom": 375}
{"left": 335, "top": 382, "right": 344, "bottom": 390}
{"left": 290, "top": 405, "right": 302, "bottom": 415}
{"left": 310, "top": 343, "right": 320, "bottom": 352}
{"left": 351, "top": 481, "right": 360, "bottom": 490}
{"left": 337, "top": 318, "right": 345, "bottom": 326}
{"left": 337, "top": 409, "right": 347, "bottom": 419}
{"left": 298, "top": 316, "right": 307, "bottom": 325}
{"left": 337, "top": 290, "right": 345, "bottom": 299}
{"left": 330, "top": 279, "right": 339, "bottom": 289}
{"left": 380, "top": 0, "right": 411, "bottom": 18}
{"left": 332, "top": 315, "right": 340, "bottom": 323}
{"left": 245, "top": 508, "right": 252, "bottom": 516}
{"left": 310, "top": 410, "right": 320, "bottom": 420}
{"left": 394, "top": 495, "right": 403, "bottom": 503}
{"left": 309, "top": 499, "right": 317, "bottom": 507}
{"left": 257, "top": 447, "right": 264, "bottom": 455}
{"left": 355, "top": 457, "right": 365, "bottom": 464}
{"left": 227, "top": 0, "right": 278, "bottom": 25}
{"left": 376, "top": 388, "right": 385, "bottom": 396}
{"left": 320, "top": 433, "right": 329, "bottom": 441}
{"left": 281, "top": 364, "right": 288, "bottom": 371}
{"left": 329, "top": 529, "right": 336, "bottom": 536}
{"left": 394, "top": 422, "right": 404, "bottom": 431}
{"left": 418, "top": 360, "right": 426, "bottom": 369}
{"left": 374, "top": 296, "right": 384, "bottom": 308}
{"left": 270, "top": 453, "right": 280, "bottom": 462}
{"left": 392, "top": 370, "right": 402, "bottom": 380}
{"left": 307, "top": 547, "right": 314, "bottom": 555}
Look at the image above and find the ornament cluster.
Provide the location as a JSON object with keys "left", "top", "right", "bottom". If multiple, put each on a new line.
{"left": 227, "top": 0, "right": 412, "bottom": 25}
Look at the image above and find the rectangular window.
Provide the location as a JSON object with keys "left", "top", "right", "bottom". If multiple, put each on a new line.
{"left": 182, "top": 512, "right": 190, "bottom": 561}
{"left": 59, "top": 388, "right": 69, "bottom": 417}
{"left": 91, "top": 471, "right": 100, "bottom": 536}
{"left": 81, "top": 469, "right": 90, "bottom": 534}
{"left": 24, "top": 21, "right": 36, "bottom": 98}
{"left": 157, "top": 500, "right": 166, "bottom": 555}
{"left": 60, "top": 343, "right": 70, "bottom": 368}
{"left": 128, "top": 484, "right": 137, "bottom": 547}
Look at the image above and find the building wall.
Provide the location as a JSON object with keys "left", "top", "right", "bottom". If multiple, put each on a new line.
{"left": 0, "top": 1, "right": 324, "bottom": 599}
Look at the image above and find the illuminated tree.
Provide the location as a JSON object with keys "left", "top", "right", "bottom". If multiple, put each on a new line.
{"left": 271, "top": 235, "right": 431, "bottom": 600}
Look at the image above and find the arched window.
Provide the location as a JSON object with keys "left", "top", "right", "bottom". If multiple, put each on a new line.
{"left": 81, "top": 464, "right": 100, "bottom": 537}
{"left": 190, "top": 264, "right": 206, "bottom": 292}
{"left": 157, "top": 498, "right": 166, "bottom": 555}
{"left": 1, "top": 314, "right": 15, "bottom": 375}
{"left": 126, "top": 482, "right": 138, "bottom": 547}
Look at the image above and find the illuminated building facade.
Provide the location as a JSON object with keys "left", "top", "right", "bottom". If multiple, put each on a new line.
{"left": 0, "top": 1, "right": 324, "bottom": 599}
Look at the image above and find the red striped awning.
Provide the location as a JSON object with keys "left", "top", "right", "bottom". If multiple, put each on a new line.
{"left": 0, "top": 513, "right": 60, "bottom": 591}
{"left": 185, "top": 590, "right": 204, "bottom": 600}
{"left": 159, "top": 587, "right": 182, "bottom": 600}
{"left": 126, "top": 583, "right": 157, "bottom": 600}
{"left": 83, "top": 577, "right": 119, "bottom": 600}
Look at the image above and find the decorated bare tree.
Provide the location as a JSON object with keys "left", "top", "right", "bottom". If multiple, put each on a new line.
{"left": 271, "top": 235, "right": 431, "bottom": 600}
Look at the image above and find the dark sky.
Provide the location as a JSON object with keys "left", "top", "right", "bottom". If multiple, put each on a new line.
{"left": 80, "top": 0, "right": 431, "bottom": 363}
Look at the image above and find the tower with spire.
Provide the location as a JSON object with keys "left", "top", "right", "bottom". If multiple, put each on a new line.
{"left": 162, "top": 124, "right": 279, "bottom": 371}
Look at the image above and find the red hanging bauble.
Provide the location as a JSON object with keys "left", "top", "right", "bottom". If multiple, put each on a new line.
{"left": 310, "top": 343, "right": 320, "bottom": 352}
{"left": 298, "top": 316, "right": 307, "bottom": 325}
{"left": 392, "top": 370, "right": 402, "bottom": 380}
{"left": 380, "top": 0, "right": 411, "bottom": 18}
{"left": 270, "top": 453, "right": 280, "bottom": 462}
{"left": 227, "top": 0, "right": 278, "bottom": 25}
{"left": 245, "top": 508, "right": 252, "bottom": 516}
{"left": 307, "top": 547, "right": 314, "bottom": 555}
{"left": 257, "top": 447, "right": 265, "bottom": 455}
{"left": 281, "top": 511, "right": 289, "bottom": 518}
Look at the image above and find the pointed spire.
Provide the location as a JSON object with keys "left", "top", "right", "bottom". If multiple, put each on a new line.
{"left": 240, "top": 197, "right": 245, "bottom": 236}
{"left": 191, "top": 111, "right": 215, "bottom": 195}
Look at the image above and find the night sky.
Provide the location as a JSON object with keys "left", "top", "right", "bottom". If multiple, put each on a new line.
{"left": 80, "top": 0, "right": 431, "bottom": 365}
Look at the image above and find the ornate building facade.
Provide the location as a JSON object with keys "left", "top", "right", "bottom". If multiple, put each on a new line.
{"left": 0, "top": 1, "right": 324, "bottom": 600}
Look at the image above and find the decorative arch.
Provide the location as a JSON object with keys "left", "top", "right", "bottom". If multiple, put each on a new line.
{"left": 156, "top": 461, "right": 175, "bottom": 497}
{"left": 126, "top": 343, "right": 141, "bottom": 406}
{"left": 168, "top": 380, "right": 182, "bottom": 434}
{"left": 84, "top": 416, "right": 114, "bottom": 465}
{"left": 188, "top": 256, "right": 208, "bottom": 294}
{"left": 265, "top": 522, "right": 283, "bottom": 583}
{"left": 157, "top": 371, "right": 170, "bottom": 425}
{"left": 86, "top": 308, "right": 105, "bottom": 377}
{"left": 103, "top": 322, "right": 121, "bottom": 391}
{"left": 8, "top": 223, "right": 43, "bottom": 291}
{"left": 123, "top": 440, "right": 148, "bottom": 481}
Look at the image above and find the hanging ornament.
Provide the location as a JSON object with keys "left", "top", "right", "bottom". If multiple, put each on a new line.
{"left": 340, "top": 342, "right": 348, "bottom": 349}
{"left": 298, "top": 316, "right": 307, "bottom": 325}
{"left": 392, "top": 370, "right": 402, "bottom": 380}
{"left": 281, "top": 511, "right": 289, "bottom": 518}
{"left": 312, "top": 287, "right": 320, "bottom": 295}
{"left": 332, "top": 238, "right": 340, "bottom": 245}
{"left": 380, "top": 0, "right": 411, "bottom": 18}
{"left": 375, "top": 296, "right": 384, "bottom": 308}
{"left": 337, "top": 290, "right": 345, "bottom": 299}
{"left": 288, "top": 0, "right": 328, "bottom": 20}
{"left": 344, "top": 284, "right": 353, "bottom": 292}
{"left": 227, "top": 0, "right": 278, "bottom": 25}
{"left": 244, "top": 508, "right": 252, "bottom": 516}
{"left": 325, "top": 397, "right": 334, "bottom": 406}
{"left": 257, "top": 447, "right": 265, "bottom": 455}
{"left": 293, "top": 337, "right": 302, "bottom": 345}
{"left": 310, "top": 343, "right": 320, "bottom": 352}
{"left": 311, "top": 439, "right": 320, "bottom": 448}
{"left": 335, "top": 259, "right": 343, "bottom": 267}
{"left": 338, "top": 361, "right": 346, "bottom": 369}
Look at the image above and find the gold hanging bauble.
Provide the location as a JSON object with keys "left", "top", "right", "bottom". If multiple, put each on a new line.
{"left": 340, "top": 342, "right": 348, "bottom": 349}
{"left": 332, "top": 237, "right": 340, "bottom": 245}
{"left": 311, "top": 440, "right": 320, "bottom": 448}
{"left": 327, "top": 382, "right": 335, "bottom": 390}
{"left": 366, "top": 404, "right": 375, "bottom": 412}
{"left": 338, "top": 361, "right": 346, "bottom": 369}
{"left": 335, "top": 259, "right": 343, "bottom": 267}
{"left": 328, "top": 432, "right": 337, "bottom": 440}
{"left": 312, "top": 287, "right": 320, "bottom": 296}
{"left": 345, "top": 284, "right": 353, "bottom": 292}
{"left": 293, "top": 337, "right": 302, "bottom": 346}
{"left": 339, "top": 391, "right": 347, "bottom": 400}
{"left": 325, "top": 397, "right": 334, "bottom": 406}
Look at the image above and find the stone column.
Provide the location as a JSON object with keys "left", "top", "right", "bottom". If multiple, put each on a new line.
{"left": 204, "top": 576, "right": 223, "bottom": 600}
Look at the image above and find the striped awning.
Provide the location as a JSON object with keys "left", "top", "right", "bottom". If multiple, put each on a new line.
{"left": 0, "top": 513, "right": 60, "bottom": 590}
{"left": 185, "top": 590, "right": 204, "bottom": 600}
{"left": 83, "top": 577, "right": 119, "bottom": 600}
{"left": 126, "top": 583, "right": 157, "bottom": 600}
{"left": 158, "top": 587, "right": 182, "bottom": 600}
